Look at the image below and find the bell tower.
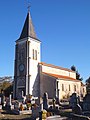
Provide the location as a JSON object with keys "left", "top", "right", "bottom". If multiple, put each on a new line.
{"left": 13, "top": 10, "right": 41, "bottom": 99}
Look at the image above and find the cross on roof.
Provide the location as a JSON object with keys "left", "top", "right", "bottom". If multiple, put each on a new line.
{"left": 27, "top": 1, "right": 31, "bottom": 12}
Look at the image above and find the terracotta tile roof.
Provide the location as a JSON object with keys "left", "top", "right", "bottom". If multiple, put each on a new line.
{"left": 42, "top": 72, "right": 80, "bottom": 82}
{"left": 39, "top": 62, "right": 75, "bottom": 73}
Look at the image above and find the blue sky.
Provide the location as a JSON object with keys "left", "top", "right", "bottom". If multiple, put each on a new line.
{"left": 0, "top": 0, "right": 90, "bottom": 82}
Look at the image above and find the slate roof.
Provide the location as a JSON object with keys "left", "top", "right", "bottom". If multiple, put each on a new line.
{"left": 18, "top": 11, "right": 38, "bottom": 40}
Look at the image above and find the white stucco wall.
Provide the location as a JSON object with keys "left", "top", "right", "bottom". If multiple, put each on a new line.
{"left": 41, "top": 65, "right": 76, "bottom": 79}
{"left": 28, "top": 37, "right": 41, "bottom": 96}
{"left": 57, "top": 79, "right": 81, "bottom": 99}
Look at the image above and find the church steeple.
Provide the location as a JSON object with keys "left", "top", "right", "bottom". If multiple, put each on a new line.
{"left": 19, "top": 10, "right": 37, "bottom": 40}
{"left": 14, "top": 5, "right": 41, "bottom": 99}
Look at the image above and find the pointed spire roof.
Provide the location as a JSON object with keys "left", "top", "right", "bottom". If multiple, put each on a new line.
{"left": 19, "top": 10, "right": 38, "bottom": 40}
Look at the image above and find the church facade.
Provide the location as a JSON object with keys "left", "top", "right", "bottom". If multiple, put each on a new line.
{"left": 13, "top": 10, "right": 86, "bottom": 100}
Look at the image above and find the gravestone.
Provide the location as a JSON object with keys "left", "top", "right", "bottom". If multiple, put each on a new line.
{"left": 69, "top": 93, "right": 80, "bottom": 108}
{"left": 6, "top": 94, "right": 12, "bottom": 110}
{"left": 0, "top": 93, "right": 2, "bottom": 110}
{"left": 72, "top": 104, "right": 82, "bottom": 115}
{"left": 9, "top": 94, "right": 12, "bottom": 106}
{"left": 83, "top": 93, "right": 90, "bottom": 111}
{"left": 0, "top": 93, "right": 5, "bottom": 108}
{"left": 55, "top": 97, "right": 60, "bottom": 105}
{"left": 43, "top": 93, "right": 48, "bottom": 110}
{"left": 69, "top": 93, "right": 82, "bottom": 115}
{"left": 40, "top": 97, "right": 43, "bottom": 111}
{"left": 52, "top": 98, "right": 56, "bottom": 109}
{"left": 14, "top": 101, "right": 19, "bottom": 110}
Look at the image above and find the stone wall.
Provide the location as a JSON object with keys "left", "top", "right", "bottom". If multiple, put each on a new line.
{"left": 40, "top": 73, "right": 56, "bottom": 99}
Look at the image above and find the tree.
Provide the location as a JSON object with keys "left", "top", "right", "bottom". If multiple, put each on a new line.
{"left": 4, "top": 84, "right": 13, "bottom": 97}
{"left": 71, "top": 65, "right": 83, "bottom": 81}
{"left": 0, "top": 81, "right": 13, "bottom": 97}
{"left": 71, "top": 65, "right": 76, "bottom": 71}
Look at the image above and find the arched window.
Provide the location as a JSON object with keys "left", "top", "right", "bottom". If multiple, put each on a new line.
{"left": 32, "top": 49, "right": 37, "bottom": 60}
{"left": 83, "top": 88, "right": 84, "bottom": 92}
{"left": 62, "top": 84, "right": 64, "bottom": 91}
{"left": 69, "top": 85, "right": 70, "bottom": 91}
{"left": 74, "top": 85, "right": 76, "bottom": 91}
{"left": 35, "top": 50, "right": 37, "bottom": 60}
{"left": 32, "top": 49, "right": 34, "bottom": 59}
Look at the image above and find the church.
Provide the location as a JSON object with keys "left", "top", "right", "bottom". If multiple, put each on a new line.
{"left": 13, "top": 9, "right": 86, "bottom": 100}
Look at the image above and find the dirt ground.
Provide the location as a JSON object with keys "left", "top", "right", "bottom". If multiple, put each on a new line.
{"left": 0, "top": 109, "right": 72, "bottom": 120}
{"left": 0, "top": 114, "right": 33, "bottom": 120}
{"left": 0, "top": 110, "right": 34, "bottom": 120}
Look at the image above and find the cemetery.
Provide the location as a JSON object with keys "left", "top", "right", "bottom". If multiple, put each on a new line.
{"left": 0, "top": 1, "right": 90, "bottom": 120}
{"left": 0, "top": 90, "right": 90, "bottom": 120}
{"left": 5, "top": 3, "right": 88, "bottom": 120}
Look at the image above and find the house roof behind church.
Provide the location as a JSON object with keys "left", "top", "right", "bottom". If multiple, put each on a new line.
{"left": 39, "top": 62, "right": 75, "bottom": 73}
{"left": 43, "top": 72, "right": 80, "bottom": 82}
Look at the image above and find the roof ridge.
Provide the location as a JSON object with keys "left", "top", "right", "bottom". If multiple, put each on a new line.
{"left": 39, "top": 62, "right": 75, "bottom": 73}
